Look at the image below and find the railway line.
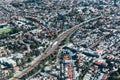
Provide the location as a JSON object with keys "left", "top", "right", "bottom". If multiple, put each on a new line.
{"left": 9, "top": 15, "right": 106, "bottom": 80}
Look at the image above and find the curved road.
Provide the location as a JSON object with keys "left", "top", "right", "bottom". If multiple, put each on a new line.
{"left": 10, "top": 15, "right": 104, "bottom": 80}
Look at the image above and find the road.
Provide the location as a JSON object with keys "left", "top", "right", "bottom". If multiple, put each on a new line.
{"left": 9, "top": 15, "right": 104, "bottom": 80}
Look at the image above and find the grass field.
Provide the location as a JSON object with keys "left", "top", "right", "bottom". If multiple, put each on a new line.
{"left": 0, "top": 26, "right": 12, "bottom": 34}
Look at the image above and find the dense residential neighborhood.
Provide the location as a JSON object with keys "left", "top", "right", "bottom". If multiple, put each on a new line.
{"left": 0, "top": 0, "right": 120, "bottom": 80}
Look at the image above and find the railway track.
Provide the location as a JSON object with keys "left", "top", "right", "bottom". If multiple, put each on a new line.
{"left": 9, "top": 15, "right": 105, "bottom": 80}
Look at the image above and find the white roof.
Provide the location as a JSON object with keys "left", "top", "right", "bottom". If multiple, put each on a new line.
{"left": 0, "top": 57, "right": 16, "bottom": 66}
{"left": 65, "top": 78, "right": 71, "bottom": 80}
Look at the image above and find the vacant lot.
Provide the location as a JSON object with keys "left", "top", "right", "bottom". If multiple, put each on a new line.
{"left": 0, "top": 26, "right": 11, "bottom": 34}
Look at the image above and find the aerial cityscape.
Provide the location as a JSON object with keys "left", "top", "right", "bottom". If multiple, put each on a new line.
{"left": 0, "top": 0, "right": 120, "bottom": 80}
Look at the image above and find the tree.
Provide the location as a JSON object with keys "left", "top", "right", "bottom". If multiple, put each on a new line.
{"left": 27, "top": 57, "right": 33, "bottom": 63}
{"left": 114, "top": 0, "right": 117, "bottom": 6}
{"left": 30, "top": 43, "right": 38, "bottom": 49}
{"left": 108, "top": 68, "right": 120, "bottom": 80}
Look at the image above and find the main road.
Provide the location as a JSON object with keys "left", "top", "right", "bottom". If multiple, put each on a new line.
{"left": 10, "top": 15, "right": 104, "bottom": 80}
